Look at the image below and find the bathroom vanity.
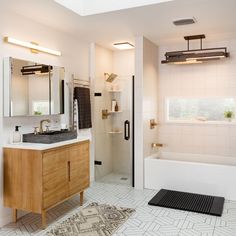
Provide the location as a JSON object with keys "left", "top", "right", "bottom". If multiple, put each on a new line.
{"left": 3, "top": 138, "right": 90, "bottom": 228}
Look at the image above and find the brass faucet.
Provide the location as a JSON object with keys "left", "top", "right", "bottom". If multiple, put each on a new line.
{"left": 39, "top": 119, "right": 51, "bottom": 133}
{"left": 151, "top": 143, "right": 163, "bottom": 148}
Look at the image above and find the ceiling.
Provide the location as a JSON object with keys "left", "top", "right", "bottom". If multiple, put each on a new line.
{"left": 1, "top": 0, "right": 236, "bottom": 50}
{"left": 54, "top": 0, "right": 174, "bottom": 16}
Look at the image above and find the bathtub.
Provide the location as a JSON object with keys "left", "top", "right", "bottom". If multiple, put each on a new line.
{"left": 145, "top": 152, "right": 236, "bottom": 200}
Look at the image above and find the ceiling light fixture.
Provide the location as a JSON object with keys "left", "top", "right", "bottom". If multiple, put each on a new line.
{"left": 113, "top": 42, "right": 134, "bottom": 50}
{"left": 173, "top": 17, "right": 196, "bottom": 26}
{"left": 4, "top": 37, "right": 62, "bottom": 56}
{"left": 21, "top": 65, "right": 53, "bottom": 76}
{"left": 161, "top": 34, "right": 229, "bottom": 65}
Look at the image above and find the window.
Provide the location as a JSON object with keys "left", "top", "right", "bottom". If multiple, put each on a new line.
{"left": 166, "top": 98, "right": 236, "bottom": 122}
{"left": 32, "top": 101, "right": 49, "bottom": 115}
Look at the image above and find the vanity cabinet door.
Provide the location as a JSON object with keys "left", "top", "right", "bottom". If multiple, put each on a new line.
{"left": 68, "top": 142, "right": 90, "bottom": 196}
{"left": 43, "top": 148, "right": 69, "bottom": 209}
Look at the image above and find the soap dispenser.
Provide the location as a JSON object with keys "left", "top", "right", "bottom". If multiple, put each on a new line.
{"left": 12, "top": 126, "right": 22, "bottom": 144}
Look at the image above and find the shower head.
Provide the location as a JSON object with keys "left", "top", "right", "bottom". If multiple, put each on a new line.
{"left": 104, "top": 73, "right": 118, "bottom": 83}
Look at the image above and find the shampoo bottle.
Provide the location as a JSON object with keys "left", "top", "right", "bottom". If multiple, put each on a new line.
{"left": 111, "top": 99, "right": 116, "bottom": 112}
{"left": 115, "top": 102, "right": 119, "bottom": 112}
{"left": 12, "top": 126, "right": 22, "bottom": 144}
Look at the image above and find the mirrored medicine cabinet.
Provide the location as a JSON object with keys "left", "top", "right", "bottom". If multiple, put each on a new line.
{"left": 3, "top": 57, "right": 65, "bottom": 117}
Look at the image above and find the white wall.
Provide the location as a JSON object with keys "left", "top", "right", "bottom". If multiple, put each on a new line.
{"left": 143, "top": 38, "right": 159, "bottom": 158}
{"left": 134, "top": 36, "right": 144, "bottom": 189}
{"left": 0, "top": 10, "right": 90, "bottom": 226}
{"left": 134, "top": 36, "right": 159, "bottom": 189}
{"left": 158, "top": 39, "right": 236, "bottom": 157}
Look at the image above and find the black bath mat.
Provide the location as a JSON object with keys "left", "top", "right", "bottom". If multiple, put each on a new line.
{"left": 148, "top": 189, "right": 224, "bottom": 216}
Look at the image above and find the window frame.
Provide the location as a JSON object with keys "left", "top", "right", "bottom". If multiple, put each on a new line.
{"left": 164, "top": 96, "right": 236, "bottom": 125}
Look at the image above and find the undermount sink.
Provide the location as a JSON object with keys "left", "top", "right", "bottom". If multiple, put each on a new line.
{"left": 23, "top": 130, "right": 77, "bottom": 144}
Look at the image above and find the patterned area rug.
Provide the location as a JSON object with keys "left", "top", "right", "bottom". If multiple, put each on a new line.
{"left": 47, "top": 203, "right": 135, "bottom": 236}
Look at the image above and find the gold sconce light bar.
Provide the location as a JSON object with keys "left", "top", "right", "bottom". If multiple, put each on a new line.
{"left": 4, "top": 37, "right": 62, "bottom": 56}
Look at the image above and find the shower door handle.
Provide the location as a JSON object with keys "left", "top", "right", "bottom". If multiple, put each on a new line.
{"left": 124, "top": 120, "right": 130, "bottom": 140}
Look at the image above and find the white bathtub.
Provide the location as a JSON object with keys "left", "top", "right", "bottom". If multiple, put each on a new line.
{"left": 145, "top": 152, "right": 236, "bottom": 200}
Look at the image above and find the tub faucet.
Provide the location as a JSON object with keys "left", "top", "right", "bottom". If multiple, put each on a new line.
{"left": 39, "top": 119, "right": 51, "bottom": 133}
{"left": 150, "top": 119, "right": 159, "bottom": 129}
{"left": 151, "top": 143, "right": 163, "bottom": 148}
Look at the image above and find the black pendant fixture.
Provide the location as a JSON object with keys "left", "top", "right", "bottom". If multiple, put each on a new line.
{"left": 161, "top": 34, "right": 230, "bottom": 65}
{"left": 21, "top": 64, "right": 53, "bottom": 75}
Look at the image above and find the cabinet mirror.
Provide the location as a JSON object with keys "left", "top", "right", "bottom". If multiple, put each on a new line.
{"left": 3, "top": 57, "right": 65, "bottom": 117}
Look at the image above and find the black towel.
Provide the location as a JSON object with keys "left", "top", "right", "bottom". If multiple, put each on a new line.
{"left": 74, "top": 87, "right": 92, "bottom": 129}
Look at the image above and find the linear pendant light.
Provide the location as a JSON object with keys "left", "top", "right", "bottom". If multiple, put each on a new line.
{"left": 161, "top": 34, "right": 229, "bottom": 65}
{"left": 21, "top": 65, "right": 53, "bottom": 75}
{"left": 4, "top": 37, "right": 62, "bottom": 56}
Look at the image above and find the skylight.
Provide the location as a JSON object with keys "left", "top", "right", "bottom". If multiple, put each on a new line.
{"left": 54, "top": 0, "right": 174, "bottom": 16}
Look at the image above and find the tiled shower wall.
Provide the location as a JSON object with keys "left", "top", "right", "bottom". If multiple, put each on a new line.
{"left": 158, "top": 39, "right": 236, "bottom": 157}
{"left": 93, "top": 45, "right": 113, "bottom": 180}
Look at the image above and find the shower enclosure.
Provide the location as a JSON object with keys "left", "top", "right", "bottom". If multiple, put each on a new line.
{"left": 94, "top": 75, "right": 134, "bottom": 186}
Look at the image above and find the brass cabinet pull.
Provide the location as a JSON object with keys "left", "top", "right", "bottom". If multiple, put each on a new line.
{"left": 68, "top": 161, "right": 71, "bottom": 182}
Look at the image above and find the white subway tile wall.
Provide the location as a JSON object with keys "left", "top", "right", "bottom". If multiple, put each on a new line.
{"left": 158, "top": 39, "right": 236, "bottom": 157}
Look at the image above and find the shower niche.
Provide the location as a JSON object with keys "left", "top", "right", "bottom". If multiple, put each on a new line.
{"left": 102, "top": 86, "right": 123, "bottom": 134}
{"left": 108, "top": 89, "right": 123, "bottom": 134}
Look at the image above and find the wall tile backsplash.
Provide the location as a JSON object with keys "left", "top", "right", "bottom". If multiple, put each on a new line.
{"left": 158, "top": 39, "right": 236, "bottom": 157}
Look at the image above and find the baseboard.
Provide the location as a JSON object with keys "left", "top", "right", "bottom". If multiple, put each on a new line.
{"left": 90, "top": 175, "right": 95, "bottom": 182}
{"left": 0, "top": 210, "right": 28, "bottom": 227}
{"left": 0, "top": 213, "right": 12, "bottom": 227}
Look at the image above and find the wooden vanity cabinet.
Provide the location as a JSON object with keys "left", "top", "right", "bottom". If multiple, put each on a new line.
{"left": 3, "top": 140, "right": 90, "bottom": 228}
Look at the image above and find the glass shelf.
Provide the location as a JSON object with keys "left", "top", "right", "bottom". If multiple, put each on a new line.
{"left": 109, "top": 111, "right": 122, "bottom": 113}
{"left": 108, "top": 131, "right": 122, "bottom": 134}
{"left": 108, "top": 90, "right": 122, "bottom": 93}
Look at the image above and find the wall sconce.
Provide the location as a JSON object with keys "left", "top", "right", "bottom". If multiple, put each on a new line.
{"left": 4, "top": 37, "right": 62, "bottom": 56}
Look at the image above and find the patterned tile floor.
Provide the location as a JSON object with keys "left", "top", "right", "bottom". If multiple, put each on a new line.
{"left": 1, "top": 182, "right": 236, "bottom": 236}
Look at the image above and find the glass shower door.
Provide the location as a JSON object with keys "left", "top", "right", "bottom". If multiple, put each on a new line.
{"left": 94, "top": 75, "right": 134, "bottom": 186}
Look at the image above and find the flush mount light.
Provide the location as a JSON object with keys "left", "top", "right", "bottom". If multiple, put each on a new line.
{"left": 113, "top": 42, "right": 134, "bottom": 50}
{"left": 173, "top": 17, "right": 197, "bottom": 26}
{"left": 4, "top": 37, "right": 62, "bottom": 56}
{"left": 161, "top": 34, "right": 229, "bottom": 65}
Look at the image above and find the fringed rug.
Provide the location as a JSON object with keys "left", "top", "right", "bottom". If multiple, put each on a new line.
{"left": 47, "top": 203, "right": 135, "bottom": 236}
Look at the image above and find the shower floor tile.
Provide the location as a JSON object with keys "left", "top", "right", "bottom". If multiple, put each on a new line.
{"left": 97, "top": 172, "right": 132, "bottom": 185}
{"left": 1, "top": 182, "right": 236, "bottom": 236}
